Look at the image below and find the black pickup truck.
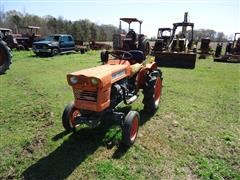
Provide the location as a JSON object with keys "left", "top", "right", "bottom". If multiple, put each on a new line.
{"left": 32, "top": 34, "right": 75, "bottom": 56}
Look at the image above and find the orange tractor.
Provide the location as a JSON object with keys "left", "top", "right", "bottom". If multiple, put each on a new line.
{"left": 62, "top": 50, "right": 163, "bottom": 146}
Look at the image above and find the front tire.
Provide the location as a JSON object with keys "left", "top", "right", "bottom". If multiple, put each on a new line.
{"left": 122, "top": 111, "right": 140, "bottom": 147}
{"left": 62, "top": 102, "right": 80, "bottom": 132}
{"left": 143, "top": 70, "right": 163, "bottom": 114}
{"left": 51, "top": 48, "right": 59, "bottom": 56}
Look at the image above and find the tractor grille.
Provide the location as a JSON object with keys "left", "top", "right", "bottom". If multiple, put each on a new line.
{"left": 35, "top": 44, "right": 42, "bottom": 49}
{"left": 73, "top": 89, "right": 97, "bottom": 102}
{"left": 35, "top": 44, "right": 49, "bottom": 49}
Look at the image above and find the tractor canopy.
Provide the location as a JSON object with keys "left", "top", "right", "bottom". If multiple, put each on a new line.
{"left": 120, "top": 18, "right": 142, "bottom": 24}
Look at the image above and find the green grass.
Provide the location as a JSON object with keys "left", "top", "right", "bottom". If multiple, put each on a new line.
{"left": 0, "top": 51, "right": 239, "bottom": 179}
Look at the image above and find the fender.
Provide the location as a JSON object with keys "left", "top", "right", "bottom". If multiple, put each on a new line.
{"left": 145, "top": 61, "right": 158, "bottom": 70}
{"left": 136, "top": 62, "right": 158, "bottom": 89}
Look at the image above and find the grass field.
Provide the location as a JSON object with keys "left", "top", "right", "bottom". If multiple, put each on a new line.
{"left": 0, "top": 51, "right": 239, "bottom": 179}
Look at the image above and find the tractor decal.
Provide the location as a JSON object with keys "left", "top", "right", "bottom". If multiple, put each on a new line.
{"left": 112, "top": 69, "right": 126, "bottom": 79}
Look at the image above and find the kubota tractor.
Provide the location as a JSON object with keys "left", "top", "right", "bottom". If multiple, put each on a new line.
{"left": 0, "top": 39, "right": 12, "bottom": 75}
{"left": 62, "top": 50, "right": 163, "bottom": 146}
{"left": 113, "top": 18, "right": 150, "bottom": 58}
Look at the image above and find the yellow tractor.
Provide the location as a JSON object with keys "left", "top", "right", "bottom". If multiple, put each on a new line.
{"left": 155, "top": 12, "right": 197, "bottom": 69}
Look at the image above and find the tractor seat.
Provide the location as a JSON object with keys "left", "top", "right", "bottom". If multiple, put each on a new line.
{"left": 128, "top": 50, "right": 145, "bottom": 63}
{"left": 126, "top": 29, "right": 137, "bottom": 41}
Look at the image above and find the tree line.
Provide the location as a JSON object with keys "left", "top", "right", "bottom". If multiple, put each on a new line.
{"left": 190, "top": 29, "right": 228, "bottom": 42}
{"left": 0, "top": 9, "right": 118, "bottom": 41}
{"left": 0, "top": 9, "right": 229, "bottom": 42}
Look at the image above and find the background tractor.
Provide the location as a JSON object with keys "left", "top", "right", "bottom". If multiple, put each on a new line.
{"left": 153, "top": 28, "right": 172, "bottom": 53}
{"left": 0, "top": 28, "right": 24, "bottom": 50}
{"left": 0, "top": 38, "right": 12, "bottom": 74}
{"left": 155, "top": 12, "right": 197, "bottom": 69}
{"left": 14, "top": 26, "right": 41, "bottom": 50}
{"left": 214, "top": 33, "right": 240, "bottom": 63}
{"left": 198, "top": 37, "right": 212, "bottom": 59}
{"left": 113, "top": 18, "right": 150, "bottom": 58}
{"left": 62, "top": 50, "right": 162, "bottom": 147}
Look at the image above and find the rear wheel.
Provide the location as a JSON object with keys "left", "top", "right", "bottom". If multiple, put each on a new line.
{"left": 100, "top": 50, "right": 109, "bottom": 64}
{"left": 143, "top": 70, "right": 162, "bottom": 114}
{"left": 139, "top": 40, "right": 150, "bottom": 58}
{"left": 17, "top": 44, "right": 25, "bottom": 51}
{"left": 122, "top": 111, "right": 140, "bottom": 147}
{"left": 62, "top": 102, "right": 80, "bottom": 132}
{"left": 0, "top": 41, "right": 11, "bottom": 75}
{"left": 80, "top": 48, "right": 85, "bottom": 54}
{"left": 51, "top": 48, "right": 59, "bottom": 56}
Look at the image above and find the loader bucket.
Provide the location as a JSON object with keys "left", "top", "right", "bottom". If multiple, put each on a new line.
{"left": 214, "top": 55, "right": 240, "bottom": 63}
{"left": 155, "top": 52, "right": 197, "bottom": 69}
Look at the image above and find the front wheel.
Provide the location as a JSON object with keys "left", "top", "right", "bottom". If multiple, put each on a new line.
{"left": 62, "top": 102, "right": 80, "bottom": 132}
{"left": 122, "top": 111, "right": 140, "bottom": 147}
{"left": 51, "top": 48, "right": 59, "bottom": 56}
{"left": 143, "top": 70, "right": 163, "bottom": 114}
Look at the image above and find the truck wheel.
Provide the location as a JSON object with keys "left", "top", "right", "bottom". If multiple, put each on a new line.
{"left": 80, "top": 48, "right": 85, "bottom": 54}
{"left": 62, "top": 102, "right": 80, "bottom": 132}
{"left": 122, "top": 111, "right": 140, "bottom": 147}
{"left": 51, "top": 48, "right": 59, "bottom": 56}
{"left": 17, "top": 44, "right": 25, "bottom": 51}
{"left": 143, "top": 70, "right": 162, "bottom": 114}
{"left": 0, "top": 41, "right": 11, "bottom": 75}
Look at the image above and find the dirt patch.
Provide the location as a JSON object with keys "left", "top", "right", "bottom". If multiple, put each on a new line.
{"left": 21, "top": 132, "right": 46, "bottom": 157}
{"left": 21, "top": 119, "right": 54, "bottom": 155}
{"left": 183, "top": 166, "right": 199, "bottom": 180}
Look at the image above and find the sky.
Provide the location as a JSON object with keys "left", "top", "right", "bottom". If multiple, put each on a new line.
{"left": 0, "top": 0, "right": 239, "bottom": 38}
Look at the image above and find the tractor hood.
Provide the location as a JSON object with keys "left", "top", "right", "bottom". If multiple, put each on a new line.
{"left": 67, "top": 63, "right": 131, "bottom": 88}
{"left": 33, "top": 40, "right": 59, "bottom": 46}
{"left": 33, "top": 40, "right": 52, "bottom": 44}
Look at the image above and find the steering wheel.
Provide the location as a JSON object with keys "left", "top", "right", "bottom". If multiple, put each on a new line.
{"left": 110, "top": 50, "right": 133, "bottom": 60}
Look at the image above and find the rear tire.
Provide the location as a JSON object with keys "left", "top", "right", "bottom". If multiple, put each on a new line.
{"left": 62, "top": 102, "right": 80, "bottom": 132}
{"left": 139, "top": 40, "right": 150, "bottom": 58}
{"left": 100, "top": 50, "right": 109, "bottom": 64}
{"left": 0, "top": 41, "right": 11, "bottom": 75}
{"left": 80, "top": 48, "right": 85, "bottom": 54}
{"left": 17, "top": 44, "right": 25, "bottom": 51}
{"left": 143, "top": 70, "right": 163, "bottom": 114}
{"left": 122, "top": 111, "right": 140, "bottom": 147}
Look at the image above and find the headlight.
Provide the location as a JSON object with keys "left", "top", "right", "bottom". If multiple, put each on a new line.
{"left": 91, "top": 77, "right": 99, "bottom": 86}
{"left": 70, "top": 76, "right": 78, "bottom": 84}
